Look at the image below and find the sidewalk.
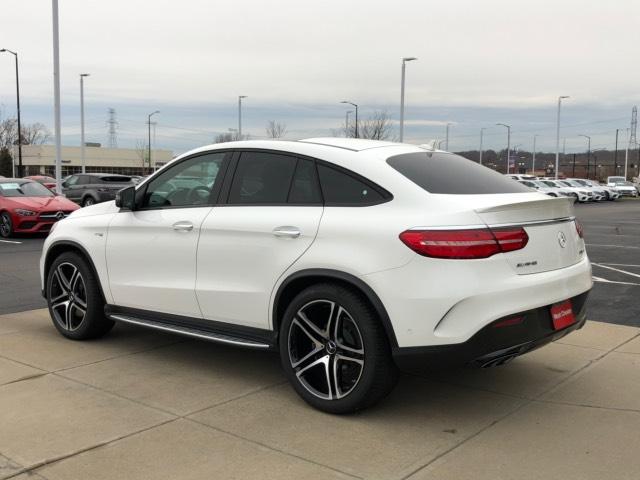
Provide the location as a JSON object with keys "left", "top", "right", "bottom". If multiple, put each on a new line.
{"left": 1, "top": 309, "right": 639, "bottom": 480}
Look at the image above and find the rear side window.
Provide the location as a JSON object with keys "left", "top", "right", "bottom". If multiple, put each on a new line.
{"left": 386, "top": 152, "right": 531, "bottom": 194}
{"left": 100, "top": 176, "right": 131, "bottom": 183}
{"left": 288, "top": 158, "right": 322, "bottom": 204}
{"left": 228, "top": 152, "right": 297, "bottom": 204}
{"left": 317, "top": 164, "right": 387, "bottom": 205}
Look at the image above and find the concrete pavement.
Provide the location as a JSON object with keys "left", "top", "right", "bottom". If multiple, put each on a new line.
{"left": 1, "top": 309, "right": 639, "bottom": 480}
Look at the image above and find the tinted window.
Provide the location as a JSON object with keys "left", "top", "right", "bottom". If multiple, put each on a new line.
{"left": 142, "top": 152, "right": 225, "bottom": 208}
{"left": 76, "top": 175, "right": 91, "bottom": 185}
{"left": 317, "top": 164, "right": 386, "bottom": 205}
{"left": 228, "top": 152, "right": 297, "bottom": 204}
{"left": 64, "top": 175, "right": 79, "bottom": 186}
{"left": 288, "top": 158, "right": 322, "bottom": 204}
{"left": 386, "top": 152, "right": 531, "bottom": 194}
{"left": 100, "top": 176, "right": 132, "bottom": 183}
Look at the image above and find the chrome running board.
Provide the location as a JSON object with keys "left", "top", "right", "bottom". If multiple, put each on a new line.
{"left": 109, "top": 314, "right": 272, "bottom": 349}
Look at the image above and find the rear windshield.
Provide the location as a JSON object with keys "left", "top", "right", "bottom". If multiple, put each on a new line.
{"left": 100, "top": 176, "right": 131, "bottom": 183}
{"left": 386, "top": 152, "right": 531, "bottom": 194}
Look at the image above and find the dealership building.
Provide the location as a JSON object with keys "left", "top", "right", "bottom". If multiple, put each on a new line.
{"left": 19, "top": 144, "right": 174, "bottom": 177}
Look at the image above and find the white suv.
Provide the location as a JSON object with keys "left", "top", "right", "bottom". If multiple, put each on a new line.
{"left": 40, "top": 138, "right": 593, "bottom": 413}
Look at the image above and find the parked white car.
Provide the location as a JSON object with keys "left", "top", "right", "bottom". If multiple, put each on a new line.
{"left": 575, "top": 179, "right": 620, "bottom": 201}
{"left": 517, "top": 180, "right": 575, "bottom": 201}
{"left": 607, "top": 176, "right": 638, "bottom": 197}
{"left": 554, "top": 180, "right": 597, "bottom": 202}
{"left": 39, "top": 138, "right": 592, "bottom": 413}
{"left": 566, "top": 178, "right": 607, "bottom": 201}
{"left": 506, "top": 174, "right": 538, "bottom": 181}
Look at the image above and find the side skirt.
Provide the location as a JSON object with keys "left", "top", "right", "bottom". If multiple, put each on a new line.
{"left": 104, "top": 305, "right": 277, "bottom": 350}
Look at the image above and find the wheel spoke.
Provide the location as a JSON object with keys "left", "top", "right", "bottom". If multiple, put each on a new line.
{"left": 56, "top": 265, "right": 75, "bottom": 293}
{"left": 291, "top": 345, "right": 324, "bottom": 369}
{"left": 49, "top": 290, "right": 67, "bottom": 304}
{"left": 296, "top": 312, "right": 327, "bottom": 343}
{"left": 51, "top": 298, "right": 70, "bottom": 311}
{"left": 72, "top": 302, "right": 86, "bottom": 317}
{"left": 74, "top": 295, "right": 87, "bottom": 309}
{"left": 334, "top": 354, "right": 364, "bottom": 399}
{"left": 65, "top": 301, "right": 74, "bottom": 330}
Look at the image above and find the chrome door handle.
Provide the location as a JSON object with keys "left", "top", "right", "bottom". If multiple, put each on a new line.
{"left": 272, "top": 226, "right": 301, "bottom": 238}
{"left": 173, "top": 221, "right": 194, "bottom": 232}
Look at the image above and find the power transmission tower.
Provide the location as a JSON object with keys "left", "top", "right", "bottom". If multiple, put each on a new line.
{"left": 107, "top": 108, "right": 118, "bottom": 148}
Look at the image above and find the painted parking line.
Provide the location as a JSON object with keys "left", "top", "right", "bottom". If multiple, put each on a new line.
{"left": 600, "top": 263, "right": 640, "bottom": 268}
{"left": 592, "top": 263, "right": 640, "bottom": 279}
{"left": 586, "top": 243, "right": 640, "bottom": 249}
{"left": 0, "top": 239, "right": 22, "bottom": 244}
{"left": 592, "top": 275, "right": 640, "bottom": 286}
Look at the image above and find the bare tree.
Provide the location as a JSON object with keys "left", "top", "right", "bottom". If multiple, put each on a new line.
{"left": 0, "top": 117, "right": 18, "bottom": 150}
{"left": 20, "top": 123, "right": 50, "bottom": 145}
{"left": 358, "top": 111, "right": 395, "bottom": 140}
{"left": 265, "top": 120, "right": 287, "bottom": 139}
{"left": 134, "top": 139, "right": 149, "bottom": 168}
{"left": 213, "top": 130, "right": 247, "bottom": 143}
{"left": 335, "top": 110, "right": 395, "bottom": 141}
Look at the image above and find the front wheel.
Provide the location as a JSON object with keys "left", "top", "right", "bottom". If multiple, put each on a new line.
{"left": 0, "top": 212, "right": 13, "bottom": 238}
{"left": 279, "top": 283, "right": 398, "bottom": 414}
{"left": 47, "top": 251, "right": 114, "bottom": 340}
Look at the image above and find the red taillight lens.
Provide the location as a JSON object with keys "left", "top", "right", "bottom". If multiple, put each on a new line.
{"left": 575, "top": 220, "right": 584, "bottom": 238}
{"left": 399, "top": 227, "right": 528, "bottom": 259}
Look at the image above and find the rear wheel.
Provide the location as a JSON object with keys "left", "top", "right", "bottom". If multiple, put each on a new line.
{"left": 82, "top": 197, "right": 96, "bottom": 207}
{"left": 279, "top": 283, "right": 398, "bottom": 414}
{"left": 0, "top": 212, "right": 13, "bottom": 238}
{"left": 47, "top": 252, "right": 114, "bottom": 340}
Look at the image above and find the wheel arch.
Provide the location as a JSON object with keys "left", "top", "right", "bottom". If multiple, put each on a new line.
{"left": 43, "top": 240, "right": 107, "bottom": 302}
{"left": 272, "top": 269, "right": 398, "bottom": 348}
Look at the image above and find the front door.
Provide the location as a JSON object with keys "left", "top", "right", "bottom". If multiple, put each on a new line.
{"left": 106, "top": 152, "right": 228, "bottom": 318}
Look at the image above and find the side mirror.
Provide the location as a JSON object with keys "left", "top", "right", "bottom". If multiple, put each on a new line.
{"left": 115, "top": 186, "right": 136, "bottom": 210}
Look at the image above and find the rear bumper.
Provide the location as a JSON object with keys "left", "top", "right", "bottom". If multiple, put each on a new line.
{"left": 393, "top": 290, "right": 589, "bottom": 370}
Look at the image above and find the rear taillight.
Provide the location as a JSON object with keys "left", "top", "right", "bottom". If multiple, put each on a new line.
{"left": 575, "top": 220, "right": 584, "bottom": 238}
{"left": 399, "top": 227, "right": 529, "bottom": 259}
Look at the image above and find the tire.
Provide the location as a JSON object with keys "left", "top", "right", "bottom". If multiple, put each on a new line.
{"left": 82, "top": 197, "right": 96, "bottom": 207}
{"left": 279, "top": 283, "right": 398, "bottom": 414}
{"left": 0, "top": 212, "right": 13, "bottom": 238}
{"left": 46, "top": 251, "right": 114, "bottom": 340}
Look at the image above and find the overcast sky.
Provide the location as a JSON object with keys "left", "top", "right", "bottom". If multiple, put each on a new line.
{"left": 1, "top": 0, "right": 639, "bottom": 155}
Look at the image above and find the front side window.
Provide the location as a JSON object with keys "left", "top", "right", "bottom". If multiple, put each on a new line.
{"left": 228, "top": 152, "right": 297, "bottom": 204}
{"left": 64, "top": 175, "right": 79, "bottom": 186}
{"left": 141, "top": 152, "right": 225, "bottom": 208}
{"left": 317, "top": 164, "right": 386, "bottom": 205}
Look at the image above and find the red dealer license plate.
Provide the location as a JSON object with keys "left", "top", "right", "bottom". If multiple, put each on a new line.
{"left": 550, "top": 300, "right": 575, "bottom": 330}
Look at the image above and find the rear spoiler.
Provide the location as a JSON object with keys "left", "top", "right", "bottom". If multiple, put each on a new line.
{"left": 474, "top": 197, "right": 573, "bottom": 226}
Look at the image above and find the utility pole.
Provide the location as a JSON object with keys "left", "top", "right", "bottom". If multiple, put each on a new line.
{"left": 1, "top": 49, "right": 23, "bottom": 177}
{"left": 555, "top": 96, "right": 569, "bottom": 179}
{"left": 238, "top": 95, "right": 247, "bottom": 139}
{"left": 79, "top": 73, "right": 89, "bottom": 174}
{"left": 579, "top": 134, "right": 591, "bottom": 179}
{"left": 614, "top": 128, "right": 619, "bottom": 174}
{"left": 399, "top": 57, "right": 417, "bottom": 142}
{"left": 445, "top": 123, "right": 452, "bottom": 151}
{"left": 532, "top": 134, "right": 539, "bottom": 174}
{"left": 496, "top": 123, "right": 511, "bottom": 174}
{"left": 52, "top": 0, "right": 62, "bottom": 192}
{"left": 624, "top": 128, "right": 630, "bottom": 179}
{"left": 147, "top": 110, "right": 159, "bottom": 171}
{"left": 479, "top": 128, "right": 485, "bottom": 165}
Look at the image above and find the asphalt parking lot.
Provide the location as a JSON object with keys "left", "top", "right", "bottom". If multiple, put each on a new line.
{"left": 1, "top": 199, "right": 639, "bottom": 480}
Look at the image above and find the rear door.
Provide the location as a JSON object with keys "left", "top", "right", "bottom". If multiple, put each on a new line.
{"left": 196, "top": 151, "right": 323, "bottom": 329}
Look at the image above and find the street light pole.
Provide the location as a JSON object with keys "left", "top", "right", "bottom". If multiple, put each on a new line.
{"left": 532, "top": 134, "right": 539, "bottom": 174}
{"left": 345, "top": 110, "right": 353, "bottom": 137}
{"left": 479, "top": 128, "right": 486, "bottom": 165}
{"left": 555, "top": 96, "right": 569, "bottom": 179}
{"left": 79, "top": 73, "right": 89, "bottom": 174}
{"left": 624, "top": 128, "right": 630, "bottom": 179}
{"left": 445, "top": 123, "right": 452, "bottom": 151}
{"left": 147, "top": 110, "right": 159, "bottom": 172}
{"left": 238, "top": 95, "right": 247, "bottom": 139}
{"left": 399, "top": 57, "right": 417, "bottom": 142}
{"left": 496, "top": 123, "right": 511, "bottom": 174}
{"left": 340, "top": 101, "right": 358, "bottom": 138}
{"left": 579, "top": 134, "right": 591, "bottom": 179}
{"left": 52, "top": 0, "right": 63, "bottom": 192}
{"left": 1, "top": 48, "right": 23, "bottom": 177}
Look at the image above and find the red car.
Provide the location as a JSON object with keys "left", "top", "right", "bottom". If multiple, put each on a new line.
{"left": 0, "top": 178, "right": 79, "bottom": 238}
{"left": 24, "top": 175, "right": 57, "bottom": 191}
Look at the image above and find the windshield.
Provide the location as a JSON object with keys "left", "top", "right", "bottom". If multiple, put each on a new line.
{"left": 386, "top": 152, "right": 530, "bottom": 194}
{"left": 0, "top": 181, "right": 54, "bottom": 197}
{"left": 540, "top": 180, "right": 558, "bottom": 188}
{"left": 573, "top": 180, "right": 589, "bottom": 186}
{"left": 608, "top": 177, "right": 625, "bottom": 183}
